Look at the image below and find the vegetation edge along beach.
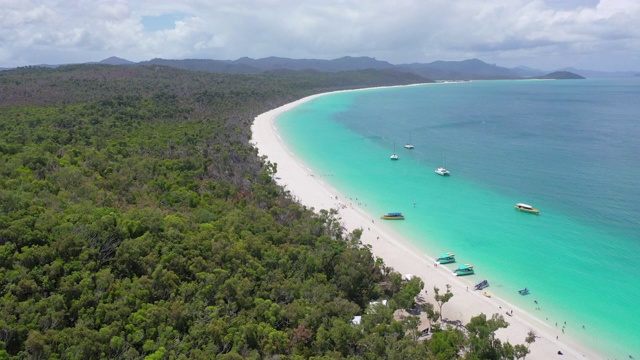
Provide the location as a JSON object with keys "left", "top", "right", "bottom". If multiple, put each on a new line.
{"left": 0, "top": 64, "right": 596, "bottom": 359}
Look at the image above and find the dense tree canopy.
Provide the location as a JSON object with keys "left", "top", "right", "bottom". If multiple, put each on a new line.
{"left": 0, "top": 65, "right": 531, "bottom": 359}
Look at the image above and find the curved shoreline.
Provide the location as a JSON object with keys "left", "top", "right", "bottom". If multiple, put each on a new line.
{"left": 251, "top": 84, "right": 603, "bottom": 360}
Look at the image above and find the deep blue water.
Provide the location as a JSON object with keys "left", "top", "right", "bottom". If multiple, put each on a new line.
{"left": 276, "top": 79, "right": 640, "bottom": 359}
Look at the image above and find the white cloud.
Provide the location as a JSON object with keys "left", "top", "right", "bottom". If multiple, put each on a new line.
{"left": 0, "top": 0, "right": 638, "bottom": 71}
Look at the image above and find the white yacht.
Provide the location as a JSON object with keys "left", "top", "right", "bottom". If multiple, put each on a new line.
{"left": 435, "top": 167, "right": 450, "bottom": 176}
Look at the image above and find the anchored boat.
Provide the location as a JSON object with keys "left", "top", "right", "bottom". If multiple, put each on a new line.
{"left": 380, "top": 212, "right": 405, "bottom": 220}
{"left": 518, "top": 288, "right": 530, "bottom": 295}
{"left": 453, "top": 264, "right": 474, "bottom": 276}
{"left": 435, "top": 252, "right": 456, "bottom": 264}
{"left": 390, "top": 142, "right": 399, "bottom": 160}
{"left": 435, "top": 152, "right": 450, "bottom": 176}
{"left": 515, "top": 203, "right": 539, "bottom": 214}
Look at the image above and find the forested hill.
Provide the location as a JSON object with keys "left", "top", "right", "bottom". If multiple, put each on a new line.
{"left": 0, "top": 65, "right": 531, "bottom": 359}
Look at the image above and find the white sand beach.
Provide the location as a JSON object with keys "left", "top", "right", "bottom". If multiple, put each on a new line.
{"left": 251, "top": 86, "right": 604, "bottom": 360}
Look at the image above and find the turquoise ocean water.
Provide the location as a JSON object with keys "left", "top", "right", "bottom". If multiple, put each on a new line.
{"left": 276, "top": 79, "right": 640, "bottom": 359}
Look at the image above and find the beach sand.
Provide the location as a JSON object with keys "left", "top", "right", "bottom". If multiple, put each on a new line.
{"left": 251, "top": 86, "right": 604, "bottom": 360}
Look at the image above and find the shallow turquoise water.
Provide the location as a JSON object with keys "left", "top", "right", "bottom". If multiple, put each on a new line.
{"left": 277, "top": 79, "right": 640, "bottom": 359}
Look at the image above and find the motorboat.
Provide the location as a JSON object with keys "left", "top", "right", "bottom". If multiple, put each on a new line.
{"left": 380, "top": 212, "right": 405, "bottom": 220}
{"left": 474, "top": 279, "right": 489, "bottom": 290}
{"left": 453, "top": 264, "right": 474, "bottom": 276}
{"left": 435, "top": 252, "right": 456, "bottom": 264}
{"left": 518, "top": 288, "right": 530, "bottom": 295}
{"left": 515, "top": 203, "right": 539, "bottom": 214}
{"left": 435, "top": 167, "right": 450, "bottom": 176}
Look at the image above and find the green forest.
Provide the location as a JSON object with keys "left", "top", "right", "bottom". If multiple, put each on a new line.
{"left": 0, "top": 65, "right": 533, "bottom": 359}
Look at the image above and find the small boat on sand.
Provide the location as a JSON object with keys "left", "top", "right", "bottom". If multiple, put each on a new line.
{"left": 381, "top": 212, "right": 405, "bottom": 220}
{"left": 483, "top": 291, "right": 492, "bottom": 298}
{"left": 453, "top": 264, "right": 474, "bottom": 276}
{"left": 436, "top": 252, "right": 456, "bottom": 264}
{"left": 518, "top": 288, "right": 530, "bottom": 295}
{"left": 515, "top": 203, "right": 539, "bottom": 214}
{"left": 474, "top": 279, "right": 489, "bottom": 290}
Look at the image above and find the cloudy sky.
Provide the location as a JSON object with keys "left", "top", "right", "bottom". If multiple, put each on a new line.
{"left": 1, "top": 0, "right": 639, "bottom": 71}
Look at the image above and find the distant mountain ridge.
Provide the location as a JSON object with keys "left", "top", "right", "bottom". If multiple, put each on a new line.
{"left": 9, "top": 55, "right": 631, "bottom": 79}
{"left": 132, "top": 56, "right": 582, "bottom": 80}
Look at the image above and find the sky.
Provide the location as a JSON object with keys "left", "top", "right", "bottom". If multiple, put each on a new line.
{"left": 1, "top": 0, "right": 639, "bottom": 71}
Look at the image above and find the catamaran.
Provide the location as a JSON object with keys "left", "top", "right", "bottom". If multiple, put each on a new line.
{"left": 404, "top": 134, "right": 414, "bottom": 149}
{"left": 435, "top": 152, "right": 450, "bottom": 175}
{"left": 390, "top": 142, "right": 399, "bottom": 160}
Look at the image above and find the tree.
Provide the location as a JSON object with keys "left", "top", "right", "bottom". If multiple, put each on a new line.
{"left": 421, "top": 302, "right": 440, "bottom": 331}
{"left": 517, "top": 329, "right": 536, "bottom": 359}
{"left": 433, "top": 284, "right": 454, "bottom": 322}
{"left": 393, "top": 276, "right": 424, "bottom": 310}
{"left": 429, "top": 329, "right": 464, "bottom": 360}
{"left": 465, "top": 313, "right": 510, "bottom": 360}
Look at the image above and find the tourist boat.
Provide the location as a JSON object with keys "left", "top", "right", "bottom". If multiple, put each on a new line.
{"left": 483, "top": 291, "right": 492, "bottom": 298}
{"left": 436, "top": 252, "right": 456, "bottom": 264}
{"left": 453, "top": 264, "right": 474, "bottom": 276}
{"left": 518, "top": 288, "right": 530, "bottom": 295}
{"left": 474, "top": 279, "right": 489, "bottom": 290}
{"left": 515, "top": 203, "right": 539, "bottom": 214}
{"left": 390, "top": 142, "right": 399, "bottom": 160}
{"left": 380, "top": 212, "right": 405, "bottom": 220}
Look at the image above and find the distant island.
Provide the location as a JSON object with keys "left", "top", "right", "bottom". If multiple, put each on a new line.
{"left": 531, "top": 71, "right": 585, "bottom": 80}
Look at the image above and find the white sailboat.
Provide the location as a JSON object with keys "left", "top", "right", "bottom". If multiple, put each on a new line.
{"left": 390, "top": 142, "right": 399, "bottom": 160}
{"left": 404, "top": 133, "right": 414, "bottom": 149}
{"left": 435, "top": 152, "right": 450, "bottom": 175}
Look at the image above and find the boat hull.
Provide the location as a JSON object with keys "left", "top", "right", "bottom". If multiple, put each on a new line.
{"left": 454, "top": 270, "right": 474, "bottom": 276}
{"left": 437, "top": 258, "right": 455, "bottom": 264}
